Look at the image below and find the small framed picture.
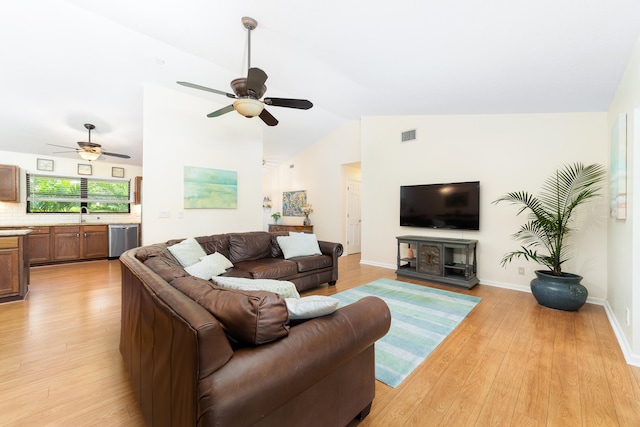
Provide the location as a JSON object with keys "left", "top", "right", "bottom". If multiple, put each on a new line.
{"left": 78, "top": 164, "right": 92, "bottom": 175}
{"left": 112, "top": 167, "right": 125, "bottom": 178}
{"left": 37, "top": 158, "right": 54, "bottom": 171}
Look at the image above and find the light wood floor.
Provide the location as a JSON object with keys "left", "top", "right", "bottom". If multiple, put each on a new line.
{"left": 1, "top": 256, "right": 639, "bottom": 426}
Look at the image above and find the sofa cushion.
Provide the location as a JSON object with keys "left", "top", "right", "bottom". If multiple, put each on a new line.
{"left": 211, "top": 276, "right": 300, "bottom": 299}
{"left": 233, "top": 258, "right": 298, "bottom": 279}
{"left": 228, "top": 232, "right": 274, "bottom": 263}
{"left": 145, "top": 256, "right": 190, "bottom": 282}
{"left": 285, "top": 296, "right": 340, "bottom": 320}
{"left": 171, "top": 276, "right": 290, "bottom": 346}
{"left": 197, "top": 234, "right": 231, "bottom": 258}
{"left": 292, "top": 255, "right": 333, "bottom": 273}
{"left": 276, "top": 234, "right": 322, "bottom": 259}
{"left": 168, "top": 237, "right": 207, "bottom": 267}
{"left": 184, "top": 252, "right": 234, "bottom": 280}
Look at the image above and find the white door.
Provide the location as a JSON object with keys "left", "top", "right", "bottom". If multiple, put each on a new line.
{"left": 346, "top": 180, "right": 361, "bottom": 254}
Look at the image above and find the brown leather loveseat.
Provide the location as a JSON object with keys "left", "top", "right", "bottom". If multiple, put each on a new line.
{"left": 119, "top": 231, "right": 392, "bottom": 426}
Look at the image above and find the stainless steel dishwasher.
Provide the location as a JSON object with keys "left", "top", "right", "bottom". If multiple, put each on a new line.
{"left": 108, "top": 224, "right": 140, "bottom": 258}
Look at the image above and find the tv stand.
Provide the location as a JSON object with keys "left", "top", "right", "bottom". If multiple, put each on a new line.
{"left": 396, "top": 235, "right": 478, "bottom": 289}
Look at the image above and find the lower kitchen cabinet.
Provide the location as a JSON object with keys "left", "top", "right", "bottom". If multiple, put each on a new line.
{"left": 27, "top": 227, "right": 51, "bottom": 264}
{"left": 52, "top": 225, "right": 109, "bottom": 262}
{"left": 0, "top": 235, "right": 27, "bottom": 301}
{"left": 82, "top": 225, "right": 109, "bottom": 258}
{"left": 53, "top": 226, "right": 82, "bottom": 261}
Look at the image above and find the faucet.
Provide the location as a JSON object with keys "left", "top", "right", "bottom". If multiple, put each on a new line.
{"left": 79, "top": 206, "right": 89, "bottom": 223}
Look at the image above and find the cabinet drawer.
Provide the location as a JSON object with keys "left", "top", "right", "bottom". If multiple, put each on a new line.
{"left": 0, "top": 237, "right": 19, "bottom": 249}
{"left": 27, "top": 226, "right": 50, "bottom": 234}
{"left": 83, "top": 225, "right": 107, "bottom": 233}
{"left": 53, "top": 226, "right": 81, "bottom": 234}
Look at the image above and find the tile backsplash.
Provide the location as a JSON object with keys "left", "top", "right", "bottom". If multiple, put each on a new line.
{"left": 0, "top": 202, "right": 141, "bottom": 226}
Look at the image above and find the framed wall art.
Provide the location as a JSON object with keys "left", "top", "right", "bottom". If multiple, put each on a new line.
{"left": 282, "top": 190, "right": 307, "bottom": 216}
{"left": 184, "top": 166, "right": 237, "bottom": 209}
{"left": 77, "top": 164, "right": 92, "bottom": 176}
{"left": 37, "top": 158, "right": 54, "bottom": 171}
{"left": 112, "top": 167, "right": 125, "bottom": 178}
{"left": 610, "top": 113, "right": 627, "bottom": 219}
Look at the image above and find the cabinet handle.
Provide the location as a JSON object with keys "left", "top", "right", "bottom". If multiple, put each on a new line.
{"left": 76, "top": 233, "right": 79, "bottom": 238}
{"left": 84, "top": 233, "right": 87, "bottom": 238}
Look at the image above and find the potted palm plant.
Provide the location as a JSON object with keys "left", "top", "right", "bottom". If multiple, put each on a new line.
{"left": 493, "top": 162, "right": 606, "bottom": 311}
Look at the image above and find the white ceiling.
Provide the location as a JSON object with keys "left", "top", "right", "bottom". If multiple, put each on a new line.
{"left": 1, "top": 0, "right": 639, "bottom": 167}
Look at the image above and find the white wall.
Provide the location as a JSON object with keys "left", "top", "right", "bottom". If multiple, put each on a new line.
{"left": 360, "top": 113, "right": 608, "bottom": 298}
{"left": 608, "top": 32, "right": 640, "bottom": 356}
{"left": 0, "top": 150, "right": 141, "bottom": 225}
{"left": 141, "top": 84, "right": 264, "bottom": 244}
{"left": 262, "top": 120, "right": 360, "bottom": 244}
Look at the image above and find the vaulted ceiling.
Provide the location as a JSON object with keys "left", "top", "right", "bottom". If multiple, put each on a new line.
{"left": 2, "top": 0, "right": 639, "bottom": 167}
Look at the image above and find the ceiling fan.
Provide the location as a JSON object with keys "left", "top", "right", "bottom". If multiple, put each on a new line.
{"left": 177, "top": 16, "right": 312, "bottom": 126}
{"left": 48, "top": 123, "right": 131, "bottom": 161}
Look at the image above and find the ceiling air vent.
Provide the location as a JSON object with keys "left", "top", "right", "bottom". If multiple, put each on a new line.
{"left": 401, "top": 129, "right": 416, "bottom": 142}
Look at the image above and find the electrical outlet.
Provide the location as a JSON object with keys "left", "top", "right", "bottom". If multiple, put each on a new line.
{"left": 158, "top": 210, "right": 170, "bottom": 218}
{"left": 626, "top": 308, "right": 631, "bottom": 326}
{"left": 518, "top": 267, "right": 525, "bottom": 275}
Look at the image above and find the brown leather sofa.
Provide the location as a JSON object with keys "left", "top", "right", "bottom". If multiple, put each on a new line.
{"left": 164, "top": 231, "right": 342, "bottom": 292}
{"left": 119, "top": 231, "right": 392, "bottom": 426}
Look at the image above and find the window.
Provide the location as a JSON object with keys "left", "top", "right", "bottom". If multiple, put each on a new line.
{"left": 27, "top": 173, "right": 131, "bottom": 213}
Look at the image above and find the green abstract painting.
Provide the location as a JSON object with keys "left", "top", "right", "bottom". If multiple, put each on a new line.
{"left": 184, "top": 166, "right": 237, "bottom": 209}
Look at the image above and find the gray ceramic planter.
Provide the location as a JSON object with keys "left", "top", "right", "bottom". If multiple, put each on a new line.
{"left": 530, "top": 270, "right": 588, "bottom": 311}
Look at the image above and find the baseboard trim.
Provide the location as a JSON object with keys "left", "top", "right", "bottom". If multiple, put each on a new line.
{"left": 359, "top": 258, "right": 640, "bottom": 367}
{"left": 602, "top": 300, "right": 640, "bottom": 367}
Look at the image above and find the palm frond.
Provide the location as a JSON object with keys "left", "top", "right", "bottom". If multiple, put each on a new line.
{"left": 494, "top": 162, "right": 605, "bottom": 276}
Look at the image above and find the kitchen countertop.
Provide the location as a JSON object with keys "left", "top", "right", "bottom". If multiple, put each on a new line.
{"left": 0, "top": 229, "right": 32, "bottom": 236}
{"left": 0, "top": 222, "right": 140, "bottom": 228}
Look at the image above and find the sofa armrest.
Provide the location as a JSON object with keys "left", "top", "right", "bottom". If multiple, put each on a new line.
{"left": 318, "top": 240, "right": 343, "bottom": 284}
{"left": 198, "top": 296, "right": 390, "bottom": 426}
{"left": 318, "top": 240, "right": 343, "bottom": 258}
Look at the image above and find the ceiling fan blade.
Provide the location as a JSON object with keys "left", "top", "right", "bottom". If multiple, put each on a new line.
{"left": 47, "top": 143, "right": 78, "bottom": 150}
{"left": 52, "top": 150, "right": 79, "bottom": 154}
{"left": 264, "top": 98, "right": 313, "bottom": 110}
{"left": 259, "top": 109, "right": 278, "bottom": 126}
{"left": 207, "top": 104, "right": 235, "bottom": 118}
{"left": 102, "top": 151, "right": 131, "bottom": 159}
{"left": 246, "top": 67, "right": 268, "bottom": 96}
{"left": 177, "top": 81, "right": 236, "bottom": 99}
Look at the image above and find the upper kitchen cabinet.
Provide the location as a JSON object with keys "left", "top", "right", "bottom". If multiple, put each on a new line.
{"left": 0, "top": 164, "right": 19, "bottom": 202}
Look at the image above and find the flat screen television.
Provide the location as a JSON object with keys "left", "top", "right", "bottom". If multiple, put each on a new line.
{"left": 400, "top": 181, "right": 480, "bottom": 230}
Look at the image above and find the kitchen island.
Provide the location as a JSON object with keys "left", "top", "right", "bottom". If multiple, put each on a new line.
{"left": 0, "top": 229, "right": 31, "bottom": 302}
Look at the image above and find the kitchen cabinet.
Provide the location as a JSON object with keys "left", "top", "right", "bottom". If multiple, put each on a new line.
{"left": 82, "top": 225, "right": 109, "bottom": 258}
{"left": 27, "top": 226, "right": 51, "bottom": 264}
{"left": 52, "top": 225, "right": 108, "bottom": 261}
{"left": 134, "top": 176, "right": 142, "bottom": 204}
{"left": 53, "top": 226, "right": 82, "bottom": 261}
{"left": 0, "top": 234, "right": 28, "bottom": 302}
{"left": 0, "top": 164, "right": 19, "bottom": 202}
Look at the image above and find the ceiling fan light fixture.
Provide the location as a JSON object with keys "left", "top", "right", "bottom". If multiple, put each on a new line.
{"left": 79, "top": 150, "right": 101, "bottom": 161}
{"left": 233, "top": 98, "right": 264, "bottom": 117}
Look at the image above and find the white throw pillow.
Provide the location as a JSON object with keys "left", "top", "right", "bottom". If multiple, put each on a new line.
{"left": 184, "top": 252, "right": 233, "bottom": 280}
{"left": 202, "top": 251, "right": 234, "bottom": 270}
{"left": 285, "top": 296, "right": 340, "bottom": 320}
{"left": 167, "top": 237, "right": 207, "bottom": 267}
{"left": 212, "top": 276, "right": 301, "bottom": 299}
{"left": 276, "top": 233, "right": 321, "bottom": 259}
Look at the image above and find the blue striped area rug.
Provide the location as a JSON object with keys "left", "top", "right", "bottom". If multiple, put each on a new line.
{"left": 333, "top": 278, "right": 481, "bottom": 388}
